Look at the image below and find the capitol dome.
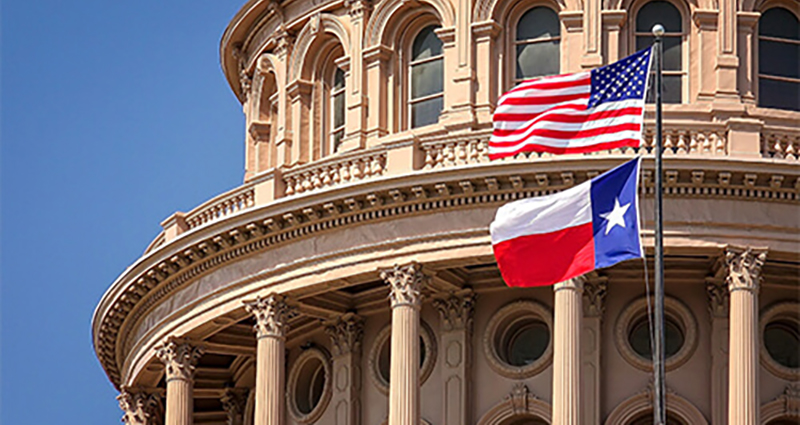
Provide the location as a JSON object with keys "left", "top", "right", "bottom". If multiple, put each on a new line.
{"left": 94, "top": 0, "right": 800, "bottom": 424}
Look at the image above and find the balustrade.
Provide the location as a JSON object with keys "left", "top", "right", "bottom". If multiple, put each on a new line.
{"left": 282, "top": 151, "right": 386, "bottom": 196}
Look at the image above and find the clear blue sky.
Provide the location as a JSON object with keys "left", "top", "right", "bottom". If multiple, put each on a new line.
{"left": 2, "top": 1, "right": 246, "bottom": 422}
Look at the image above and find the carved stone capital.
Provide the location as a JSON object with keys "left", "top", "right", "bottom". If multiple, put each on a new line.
{"left": 244, "top": 294, "right": 296, "bottom": 339}
{"left": 345, "top": 0, "right": 371, "bottom": 18}
{"left": 583, "top": 278, "right": 607, "bottom": 317}
{"left": 507, "top": 383, "right": 534, "bottom": 415}
{"left": 325, "top": 313, "right": 364, "bottom": 356}
{"left": 554, "top": 275, "right": 586, "bottom": 293}
{"left": 155, "top": 339, "right": 204, "bottom": 383}
{"left": 722, "top": 247, "right": 767, "bottom": 292}
{"left": 221, "top": 387, "right": 249, "bottom": 424}
{"left": 117, "top": 387, "right": 163, "bottom": 425}
{"left": 381, "top": 262, "right": 425, "bottom": 308}
{"left": 432, "top": 290, "right": 475, "bottom": 332}
{"left": 706, "top": 278, "right": 729, "bottom": 318}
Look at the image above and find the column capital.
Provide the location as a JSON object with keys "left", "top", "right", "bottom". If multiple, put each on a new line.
{"left": 554, "top": 275, "right": 586, "bottom": 293}
{"left": 221, "top": 387, "right": 249, "bottom": 424}
{"left": 325, "top": 313, "right": 364, "bottom": 356}
{"left": 118, "top": 387, "right": 163, "bottom": 425}
{"left": 706, "top": 278, "right": 729, "bottom": 318}
{"left": 432, "top": 289, "right": 475, "bottom": 332}
{"left": 244, "top": 294, "right": 297, "bottom": 339}
{"left": 156, "top": 339, "right": 204, "bottom": 383}
{"left": 381, "top": 262, "right": 425, "bottom": 308}
{"left": 723, "top": 247, "right": 767, "bottom": 293}
{"left": 583, "top": 278, "right": 607, "bottom": 317}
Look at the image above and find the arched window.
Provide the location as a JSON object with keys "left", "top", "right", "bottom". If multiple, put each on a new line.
{"left": 330, "top": 67, "right": 346, "bottom": 152}
{"left": 758, "top": 7, "right": 800, "bottom": 111}
{"left": 635, "top": 1, "right": 683, "bottom": 103}
{"left": 409, "top": 25, "right": 444, "bottom": 128}
{"left": 515, "top": 7, "right": 560, "bottom": 82}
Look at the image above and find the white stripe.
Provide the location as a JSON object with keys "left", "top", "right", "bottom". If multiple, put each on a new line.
{"left": 494, "top": 100, "right": 588, "bottom": 115}
{"left": 494, "top": 98, "right": 643, "bottom": 121}
{"left": 509, "top": 71, "right": 591, "bottom": 91}
{"left": 490, "top": 181, "right": 592, "bottom": 244}
{"left": 491, "top": 115, "right": 642, "bottom": 142}
{"left": 489, "top": 129, "right": 642, "bottom": 154}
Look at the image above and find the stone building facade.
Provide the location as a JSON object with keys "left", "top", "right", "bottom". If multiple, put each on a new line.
{"left": 92, "top": 0, "right": 800, "bottom": 424}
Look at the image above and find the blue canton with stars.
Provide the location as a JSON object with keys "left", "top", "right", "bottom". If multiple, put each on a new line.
{"left": 587, "top": 47, "right": 652, "bottom": 109}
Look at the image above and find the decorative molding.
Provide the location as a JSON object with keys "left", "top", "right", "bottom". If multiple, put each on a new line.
{"left": 324, "top": 313, "right": 364, "bottom": 356}
{"left": 761, "top": 383, "right": 800, "bottom": 423}
{"left": 604, "top": 382, "right": 708, "bottom": 425}
{"left": 221, "top": 388, "right": 249, "bottom": 425}
{"left": 287, "top": 347, "right": 333, "bottom": 424}
{"left": 705, "top": 277, "right": 729, "bottom": 318}
{"left": 432, "top": 289, "right": 475, "bottom": 332}
{"left": 760, "top": 301, "right": 800, "bottom": 381}
{"left": 583, "top": 277, "right": 608, "bottom": 317}
{"left": 475, "top": 383, "right": 552, "bottom": 425}
{"left": 289, "top": 13, "right": 352, "bottom": 82}
{"left": 155, "top": 339, "right": 204, "bottom": 383}
{"left": 483, "top": 300, "right": 553, "bottom": 379}
{"left": 723, "top": 246, "right": 767, "bottom": 293}
{"left": 243, "top": 294, "right": 297, "bottom": 339}
{"left": 117, "top": 387, "right": 163, "bottom": 425}
{"left": 381, "top": 262, "right": 425, "bottom": 308}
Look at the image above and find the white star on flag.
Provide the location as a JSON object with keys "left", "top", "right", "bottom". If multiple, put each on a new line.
{"left": 599, "top": 198, "right": 631, "bottom": 235}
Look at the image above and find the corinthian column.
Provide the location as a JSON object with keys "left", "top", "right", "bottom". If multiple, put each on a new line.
{"left": 552, "top": 277, "right": 584, "bottom": 425}
{"left": 244, "top": 294, "right": 295, "bottom": 425}
{"left": 118, "top": 387, "right": 163, "bottom": 425}
{"left": 381, "top": 263, "right": 425, "bottom": 425}
{"left": 221, "top": 388, "right": 249, "bottom": 425}
{"left": 325, "top": 313, "right": 364, "bottom": 425}
{"left": 156, "top": 339, "right": 204, "bottom": 425}
{"left": 725, "top": 247, "right": 767, "bottom": 425}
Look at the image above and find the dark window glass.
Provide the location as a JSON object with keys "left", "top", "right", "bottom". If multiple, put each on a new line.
{"left": 758, "top": 8, "right": 800, "bottom": 111}
{"left": 764, "top": 320, "right": 800, "bottom": 369}
{"left": 629, "top": 316, "right": 684, "bottom": 359}
{"left": 378, "top": 335, "right": 427, "bottom": 383}
{"left": 629, "top": 412, "right": 684, "bottom": 425}
{"left": 515, "top": 7, "right": 560, "bottom": 80}
{"left": 295, "top": 358, "right": 325, "bottom": 414}
{"left": 636, "top": 35, "right": 682, "bottom": 71}
{"left": 500, "top": 318, "right": 550, "bottom": 367}
{"left": 636, "top": 1, "right": 682, "bottom": 33}
{"left": 636, "top": 1, "right": 683, "bottom": 103}
{"left": 331, "top": 67, "right": 345, "bottom": 152}
{"left": 410, "top": 25, "right": 443, "bottom": 128}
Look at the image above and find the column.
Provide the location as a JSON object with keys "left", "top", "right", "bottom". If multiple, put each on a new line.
{"left": 363, "top": 45, "right": 391, "bottom": 141}
{"left": 381, "top": 263, "right": 425, "bottom": 425}
{"left": 707, "top": 276, "right": 729, "bottom": 425}
{"left": 693, "top": 10, "right": 719, "bottom": 101}
{"left": 221, "top": 388, "right": 249, "bottom": 425}
{"left": 156, "top": 339, "right": 204, "bottom": 425}
{"left": 325, "top": 313, "right": 364, "bottom": 425}
{"left": 736, "top": 12, "right": 760, "bottom": 103}
{"left": 581, "top": 278, "right": 606, "bottom": 425}
{"left": 471, "top": 21, "right": 500, "bottom": 125}
{"left": 273, "top": 29, "right": 294, "bottom": 166}
{"left": 725, "top": 247, "right": 767, "bottom": 425}
{"left": 118, "top": 387, "right": 163, "bottom": 425}
{"left": 433, "top": 290, "right": 475, "bottom": 425}
{"left": 343, "top": 0, "right": 371, "bottom": 150}
{"left": 552, "top": 277, "right": 584, "bottom": 425}
{"left": 244, "top": 294, "right": 296, "bottom": 425}
{"left": 600, "top": 11, "right": 627, "bottom": 64}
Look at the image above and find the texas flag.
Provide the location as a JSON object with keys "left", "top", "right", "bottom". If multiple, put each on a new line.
{"left": 490, "top": 158, "right": 643, "bottom": 287}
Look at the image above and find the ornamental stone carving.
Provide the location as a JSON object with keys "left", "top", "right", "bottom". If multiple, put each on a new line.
{"left": 221, "top": 388, "right": 249, "bottom": 425}
{"left": 583, "top": 278, "right": 607, "bottom": 317}
{"left": 723, "top": 247, "right": 767, "bottom": 292}
{"left": 706, "top": 278, "right": 729, "bottom": 318}
{"left": 117, "top": 387, "right": 163, "bottom": 425}
{"left": 325, "top": 313, "right": 364, "bottom": 356}
{"left": 381, "top": 262, "right": 425, "bottom": 308}
{"left": 432, "top": 290, "right": 475, "bottom": 332}
{"left": 155, "top": 339, "right": 204, "bottom": 382}
{"left": 243, "top": 294, "right": 296, "bottom": 339}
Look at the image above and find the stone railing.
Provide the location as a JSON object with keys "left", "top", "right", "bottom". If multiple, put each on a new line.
{"left": 282, "top": 148, "right": 387, "bottom": 196}
{"left": 640, "top": 124, "right": 727, "bottom": 155}
{"left": 184, "top": 184, "right": 256, "bottom": 230}
{"left": 762, "top": 126, "right": 800, "bottom": 160}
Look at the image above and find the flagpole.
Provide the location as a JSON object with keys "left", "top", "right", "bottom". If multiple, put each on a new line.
{"left": 652, "top": 24, "right": 667, "bottom": 425}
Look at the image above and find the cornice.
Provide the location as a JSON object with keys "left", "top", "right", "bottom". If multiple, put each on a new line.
{"left": 93, "top": 156, "right": 800, "bottom": 388}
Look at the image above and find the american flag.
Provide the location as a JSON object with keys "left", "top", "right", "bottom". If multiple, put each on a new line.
{"left": 489, "top": 47, "right": 653, "bottom": 160}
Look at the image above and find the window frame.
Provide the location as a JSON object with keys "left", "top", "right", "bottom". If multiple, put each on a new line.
{"left": 755, "top": 5, "right": 800, "bottom": 111}
{"left": 503, "top": 0, "right": 563, "bottom": 93}
{"left": 407, "top": 23, "right": 445, "bottom": 129}
{"left": 512, "top": 6, "right": 562, "bottom": 85}
{"left": 329, "top": 66, "right": 346, "bottom": 153}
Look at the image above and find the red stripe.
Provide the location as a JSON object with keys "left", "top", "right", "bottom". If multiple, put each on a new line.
{"left": 500, "top": 92, "right": 589, "bottom": 106}
{"left": 490, "top": 123, "right": 641, "bottom": 147}
{"left": 493, "top": 106, "right": 642, "bottom": 124}
{"left": 488, "top": 139, "right": 641, "bottom": 160}
{"left": 505, "top": 76, "right": 591, "bottom": 94}
{"left": 492, "top": 104, "right": 587, "bottom": 122}
{"left": 492, "top": 223, "right": 595, "bottom": 287}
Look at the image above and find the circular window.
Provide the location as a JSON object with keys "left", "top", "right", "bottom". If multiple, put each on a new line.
{"left": 615, "top": 296, "right": 697, "bottom": 372}
{"left": 287, "top": 348, "right": 331, "bottom": 423}
{"left": 369, "top": 321, "right": 437, "bottom": 394}
{"left": 484, "top": 300, "right": 553, "bottom": 379}
{"left": 761, "top": 301, "right": 800, "bottom": 381}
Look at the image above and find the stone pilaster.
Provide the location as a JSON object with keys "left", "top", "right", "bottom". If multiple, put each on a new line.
{"left": 552, "top": 277, "right": 584, "bottom": 425}
{"left": 471, "top": 21, "right": 500, "bottom": 125}
{"left": 118, "top": 387, "right": 163, "bottom": 425}
{"left": 724, "top": 247, "right": 767, "bottom": 425}
{"left": 342, "top": 0, "right": 371, "bottom": 150}
{"left": 381, "top": 263, "right": 425, "bottom": 425}
{"left": 325, "top": 313, "right": 364, "bottom": 425}
{"left": 221, "top": 388, "right": 249, "bottom": 425}
{"left": 581, "top": 278, "right": 606, "bottom": 425}
{"left": 433, "top": 290, "right": 475, "bottom": 425}
{"left": 156, "top": 339, "right": 204, "bottom": 425}
{"left": 707, "top": 276, "right": 729, "bottom": 425}
{"left": 244, "top": 294, "right": 296, "bottom": 425}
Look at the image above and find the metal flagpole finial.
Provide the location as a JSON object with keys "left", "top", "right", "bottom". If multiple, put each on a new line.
{"left": 652, "top": 24, "right": 665, "bottom": 38}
